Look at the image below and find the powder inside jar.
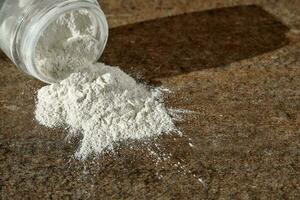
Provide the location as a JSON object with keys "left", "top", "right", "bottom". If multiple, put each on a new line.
{"left": 34, "top": 9, "right": 101, "bottom": 82}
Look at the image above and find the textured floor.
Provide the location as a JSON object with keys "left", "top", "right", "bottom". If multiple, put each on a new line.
{"left": 0, "top": 0, "right": 300, "bottom": 199}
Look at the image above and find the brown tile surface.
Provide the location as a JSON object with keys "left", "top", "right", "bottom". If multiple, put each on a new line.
{"left": 1, "top": 1, "right": 300, "bottom": 199}
{"left": 100, "top": 0, "right": 300, "bottom": 30}
{"left": 160, "top": 44, "right": 300, "bottom": 199}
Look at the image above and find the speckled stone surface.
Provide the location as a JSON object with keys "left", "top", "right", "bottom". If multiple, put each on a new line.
{"left": 1, "top": 1, "right": 300, "bottom": 199}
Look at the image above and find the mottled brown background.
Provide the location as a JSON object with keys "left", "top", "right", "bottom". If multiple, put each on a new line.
{"left": 1, "top": 0, "right": 300, "bottom": 199}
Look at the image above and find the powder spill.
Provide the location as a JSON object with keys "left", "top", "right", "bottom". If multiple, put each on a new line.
{"left": 34, "top": 8, "right": 181, "bottom": 160}
{"left": 30, "top": 6, "right": 205, "bottom": 186}
{"left": 35, "top": 63, "right": 180, "bottom": 160}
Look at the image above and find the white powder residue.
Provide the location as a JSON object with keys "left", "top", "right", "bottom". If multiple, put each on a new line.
{"left": 35, "top": 63, "right": 180, "bottom": 160}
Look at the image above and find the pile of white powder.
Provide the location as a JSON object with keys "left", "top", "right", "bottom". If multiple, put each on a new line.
{"left": 34, "top": 10, "right": 181, "bottom": 160}
{"left": 35, "top": 63, "right": 180, "bottom": 160}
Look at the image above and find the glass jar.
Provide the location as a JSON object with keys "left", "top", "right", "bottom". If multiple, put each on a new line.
{"left": 0, "top": 0, "right": 108, "bottom": 83}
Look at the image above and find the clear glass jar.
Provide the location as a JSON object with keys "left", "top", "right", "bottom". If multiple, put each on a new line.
{"left": 0, "top": 0, "right": 108, "bottom": 83}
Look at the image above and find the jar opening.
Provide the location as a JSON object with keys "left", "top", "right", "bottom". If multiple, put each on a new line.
{"left": 16, "top": 1, "right": 108, "bottom": 83}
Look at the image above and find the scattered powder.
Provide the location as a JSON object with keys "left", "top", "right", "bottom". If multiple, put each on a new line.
{"left": 35, "top": 63, "right": 180, "bottom": 160}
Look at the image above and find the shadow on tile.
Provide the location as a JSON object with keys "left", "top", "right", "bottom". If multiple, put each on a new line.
{"left": 102, "top": 5, "right": 289, "bottom": 81}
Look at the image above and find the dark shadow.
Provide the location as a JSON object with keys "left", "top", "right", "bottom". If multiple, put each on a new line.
{"left": 0, "top": 51, "right": 6, "bottom": 59}
{"left": 101, "top": 5, "right": 289, "bottom": 81}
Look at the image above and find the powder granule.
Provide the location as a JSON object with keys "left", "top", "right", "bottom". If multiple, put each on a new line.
{"left": 35, "top": 63, "right": 180, "bottom": 160}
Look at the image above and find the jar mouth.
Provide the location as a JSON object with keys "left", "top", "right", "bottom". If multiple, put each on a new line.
{"left": 14, "top": 1, "right": 108, "bottom": 84}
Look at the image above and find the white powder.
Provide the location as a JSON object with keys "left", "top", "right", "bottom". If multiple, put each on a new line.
{"left": 35, "top": 9, "right": 101, "bottom": 81}
{"left": 35, "top": 63, "right": 180, "bottom": 160}
{"left": 34, "top": 9, "right": 181, "bottom": 160}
